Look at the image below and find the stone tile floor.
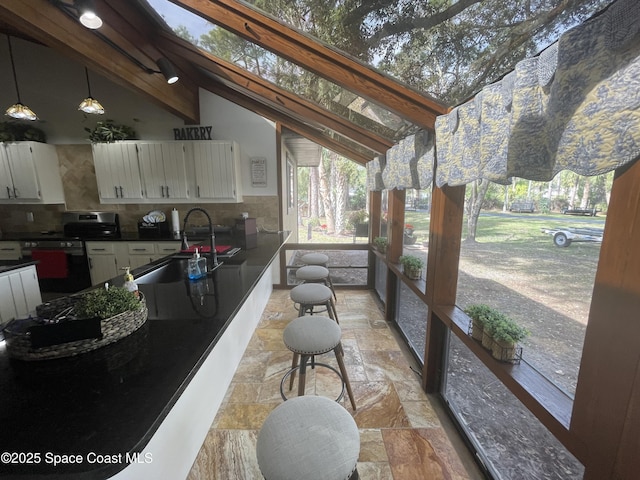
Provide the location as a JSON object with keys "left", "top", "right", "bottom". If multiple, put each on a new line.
{"left": 187, "top": 289, "right": 484, "bottom": 479}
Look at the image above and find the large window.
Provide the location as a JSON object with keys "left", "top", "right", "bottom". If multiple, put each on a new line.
{"left": 456, "top": 175, "right": 606, "bottom": 395}
{"left": 444, "top": 334, "right": 584, "bottom": 479}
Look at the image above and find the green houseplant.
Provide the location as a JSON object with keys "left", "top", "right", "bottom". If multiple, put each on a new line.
{"left": 399, "top": 255, "right": 424, "bottom": 280}
{"left": 76, "top": 286, "right": 142, "bottom": 319}
{"left": 464, "top": 304, "right": 494, "bottom": 342}
{"left": 85, "top": 119, "right": 137, "bottom": 143}
{"left": 373, "top": 236, "right": 388, "bottom": 253}
{"left": 491, "top": 316, "right": 529, "bottom": 362}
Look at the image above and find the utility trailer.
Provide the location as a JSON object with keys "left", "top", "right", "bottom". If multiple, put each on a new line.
{"left": 541, "top": 226, "right": 604, "bottom": 247}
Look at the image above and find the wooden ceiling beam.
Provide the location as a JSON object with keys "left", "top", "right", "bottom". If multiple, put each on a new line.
{"left": 0, "top": 0, "right": 199, "bottom": 123}
{"left": 202, "top": 77, "right": 372, "bottom": 165}
{"left": 170, "top": 0, "right": 447, "bottom": 130}
{"left": 157, "top": 32, "right": 393, "bottom": 154}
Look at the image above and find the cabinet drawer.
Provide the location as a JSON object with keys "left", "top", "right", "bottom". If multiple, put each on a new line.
{"left": 155, "top": 242, "right": 181, "bottom": 254}
{"left": 128, "top": 242, "right": 156, "bottom": 254}
{"left": 0, "top": 241, "right": 21, "bottom": 260}
{"left": 86, "top": 243, "right": 115, "bottom": 254}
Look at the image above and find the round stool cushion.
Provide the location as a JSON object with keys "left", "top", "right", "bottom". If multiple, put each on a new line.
{"left": 300, "top": 252, "right": 329, "bottom": 266}
{"left": 256, "top": 396, "right": 360, "bottom": 480}
{"left": 296, "top": 265, "right": 330, "bottom": 281}
{"left": 290, "top": 283, "right": 332, "bottom": 304}
{"left": 283, "top": 316, "right": 341, "bottom": 354}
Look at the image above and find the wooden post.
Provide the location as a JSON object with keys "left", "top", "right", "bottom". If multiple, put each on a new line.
{"left": 423, "top": 183, "right": 465, "bottom": 392}
{"left": 571, "top": 159, "right": 640, "bottom": 479}
{"left": 387, "top": 189, "right": 406, "bottom": 264}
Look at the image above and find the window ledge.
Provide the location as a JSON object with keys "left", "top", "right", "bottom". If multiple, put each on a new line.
{"left": 432, "top": 304, "right": 586, "bottom": 462}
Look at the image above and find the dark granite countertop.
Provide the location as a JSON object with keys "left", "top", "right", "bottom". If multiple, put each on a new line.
{"left": 0, "top": 232, "right": 288, "bottom": 479}
{"left": 0, "top": 260, "right": 38, "bottom": 274}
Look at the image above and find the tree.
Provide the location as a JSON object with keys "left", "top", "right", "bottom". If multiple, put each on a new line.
{"left": 465, "top": 179, "right": 491, "bottom": 242}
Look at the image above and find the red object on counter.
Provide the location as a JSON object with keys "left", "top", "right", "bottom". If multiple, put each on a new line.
{"left": 180, "top": 245, "right": 232, "bottom": 254}
{"left": 31, "top": 250, "right": 69, "bottom": 278}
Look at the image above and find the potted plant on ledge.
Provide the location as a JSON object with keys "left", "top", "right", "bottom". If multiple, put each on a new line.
{"left": 491, "top": 316, "right": 529, "bottom": 362}
{"left": 373, "top": 236, "right": 388, "bottom": 253}
{"left": 399, "top": 255, "right": 424, "bottom": 280}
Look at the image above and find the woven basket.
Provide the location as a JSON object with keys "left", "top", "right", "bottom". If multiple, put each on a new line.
{"left": 4, "top": 292, "right": 148, "bottom": 361}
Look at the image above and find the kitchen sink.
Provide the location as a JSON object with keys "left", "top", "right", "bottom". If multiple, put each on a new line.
{"left": 136, "top": 258, "right": 222, "bottom": 284}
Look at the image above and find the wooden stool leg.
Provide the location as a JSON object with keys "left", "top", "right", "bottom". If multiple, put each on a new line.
{"left": 335, "top": 344, "right": 356, "bottom": 410}
{"left": 289, "top": 352, "right": 300, "bottom": 391}
{"left": 297, "top": 354, "right": 309, "bottom": 397}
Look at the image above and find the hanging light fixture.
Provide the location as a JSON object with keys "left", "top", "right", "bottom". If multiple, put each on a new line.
{"left": 78, "top": 67, "right": 105, "bottom": 114}
{"left": 156, "top": 57, "right": 179, "bottom": 84}
{"left": 5, "top": 35, "right": 37, "bottom": 121}
{"left": 75, "top": 0, "right": 103, "bottom": 29}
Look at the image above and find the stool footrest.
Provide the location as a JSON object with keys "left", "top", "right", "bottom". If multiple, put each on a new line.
{"left": 280, "top": 362, "right": 346, "bottom": 403}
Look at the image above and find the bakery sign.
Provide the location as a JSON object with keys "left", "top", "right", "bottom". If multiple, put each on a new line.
{"left": 173, "top": 126, "right": 213, "bottom": 141}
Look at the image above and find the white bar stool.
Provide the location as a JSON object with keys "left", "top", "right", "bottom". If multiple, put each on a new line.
{"left": 300, "top": 252, "right": 336, "bottom": 296}
{"left": 290, "top": 283, "right": 339, "bottom": 323}
{"left": 296, "top": 265, "right": 336, "bottom": 299}
{"left": 256, "top": 396, "right": 360, "bottom": 480}
{"left": 280, "top": 315, "right": 356, "bottom": 410}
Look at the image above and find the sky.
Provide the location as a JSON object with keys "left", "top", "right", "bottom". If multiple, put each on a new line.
{"left": 146, "top": 0, "right": 213, "bottom": 39}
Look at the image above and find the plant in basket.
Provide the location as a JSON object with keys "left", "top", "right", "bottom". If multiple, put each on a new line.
{"left": 399, "top": 255, "right": 424, "bottom": 280}
{"left": 373, "top": 236, "right": 388, "bottom": 253}
{"left": 491, "top": 316, "right": 529, "bottom": 362}
{"left": 464, "top": 304, "right": 494, "bottom": 342}
{"left": 76, "top": 287, "right": 142, "bottom": 319}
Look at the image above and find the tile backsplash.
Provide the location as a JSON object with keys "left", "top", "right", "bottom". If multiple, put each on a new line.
{"left": 0, "top": 145, "right": 279, "bottom": 235}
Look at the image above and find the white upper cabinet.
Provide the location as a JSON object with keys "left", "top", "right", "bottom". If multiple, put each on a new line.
{"left": 92, "top": 142, "right": 144, "bottom": 202}
{"left": 92, "top": 140, "right": 242, "bottom": 204}
{"left": 0, "top": 142, "right": 65, "bottom": 204}
{"left": 191, "top": 141, "right": 243, "bottom": 203}
{"left": 137, "top": 142, "right": 189, "bottom": 200}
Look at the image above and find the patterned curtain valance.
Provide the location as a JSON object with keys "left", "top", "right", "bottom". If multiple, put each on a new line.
{"left": 435, "top": 0, "right": 640, "bottom": 187}
{"left": 381, "top": 130, "right": 435, "bottom": 190}
{"left": 367, "top": 155, "right": 386, "bottom": 191}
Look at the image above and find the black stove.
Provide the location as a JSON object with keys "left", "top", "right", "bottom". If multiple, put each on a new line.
{"left": 20, "top": 212, "right": 121, "bottom": 293}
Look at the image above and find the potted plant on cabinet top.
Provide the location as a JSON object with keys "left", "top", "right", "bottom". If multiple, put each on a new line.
{"left": 373, "top": 236, "right": 388, "bottom": 253}
{"left": 399, "top": 255, "right": 424, "bottom": 280}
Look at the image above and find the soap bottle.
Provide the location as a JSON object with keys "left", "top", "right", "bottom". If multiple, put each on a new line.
{"left": 188, "top": 248, "right": 207, "bottom": 280}
{"left": 123, "top": 267, "right": 139, "bottom": 298}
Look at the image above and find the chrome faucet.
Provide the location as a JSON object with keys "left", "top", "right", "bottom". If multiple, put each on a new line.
{"left": 181, "top": 207, "right": 218, "bottom": 268}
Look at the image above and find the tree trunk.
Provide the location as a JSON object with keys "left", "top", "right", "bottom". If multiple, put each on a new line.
{"left": 319, "top": 159, "right": 334, "bottom": 232}
{"left": 466, "top": 179, "right": 491, "bottom": 242}
{"left": 580, "top": 177, "right": 591, "bottom": 209}
{"left": 309, "top": 167, "right": 319, "bottom": 219}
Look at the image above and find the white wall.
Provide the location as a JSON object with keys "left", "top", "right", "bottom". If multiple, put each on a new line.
{"left": 199, "top": 89, "right": 278, "bottom": 196}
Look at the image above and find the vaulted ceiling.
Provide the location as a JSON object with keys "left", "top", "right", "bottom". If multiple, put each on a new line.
{"left": 0, "top": 0, "right": 447, "bottom": 165}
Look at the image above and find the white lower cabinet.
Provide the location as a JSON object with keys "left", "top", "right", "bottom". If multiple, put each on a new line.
{"left": 0, "top": 241, "right": 21, "bottom": 260}
{"left": 86, "top": 242, "right": 127, "bottom": 286}
{"left": 87, "top": 241, "right": 181, "bottom": 285}
{"left": 0, "top": 265, "right": 42, "bottom": 326}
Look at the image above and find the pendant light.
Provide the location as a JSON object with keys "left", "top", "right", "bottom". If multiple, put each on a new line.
{"left": 78, "top": 67, "right": 105, "bottom": 114}
{"left": 5, "top": 35, "right": 38, "bottom": 121}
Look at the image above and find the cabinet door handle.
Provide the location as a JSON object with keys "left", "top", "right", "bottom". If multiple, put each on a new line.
{"left": 6, "top": 186, "right": 12, "bottom": 198}
{"left": 114, "top": 186, "right": 119, "bottom": 198}
{"left": 166, "top": 186, "right": 170, "bottom": 197}
{"left": 13, "top": 187, "right": 18, "bottom": 198}
{"left": 160, "top": 185, "right": 165, "bottom": 197}
{"left": 197, "top": 185, "right": 200, "bottom": 197}
{"left": 132, "top": 248, "right": 146, "bottom": 252}
{"left": 88, "top": 257, "right": 93, "bottom": 269}
{"left": 92, "top": 248, "right": 107, "bottom": 251}
{"left": 119, "top": 186, "right": 124, "bottom": 197}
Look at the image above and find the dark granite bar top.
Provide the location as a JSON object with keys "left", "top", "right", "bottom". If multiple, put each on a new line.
{"left": 0, "top": 232, "right": 288, "bottom": 479}
{"left": 0, "top": 260, "right": 38, "bottom": 274}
